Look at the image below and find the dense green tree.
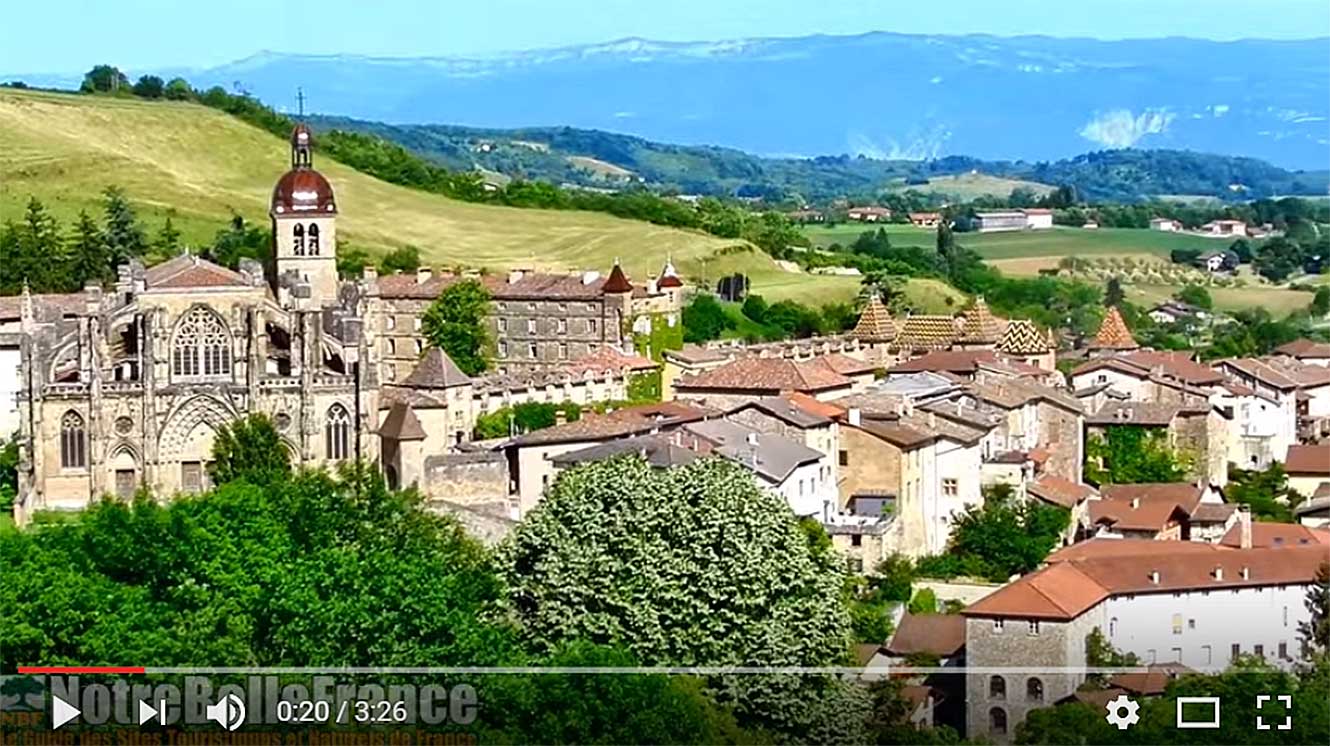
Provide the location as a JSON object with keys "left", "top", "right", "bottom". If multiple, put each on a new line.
{"left": 204, "top": 213, "right": 268, "bottom": 269}
{"left": 421, "top": 279, "right": 492, "bottom": 375}
{"left": 1300, "top": 562, "right": 1330, "bottom": 664}
{"left": 1311, "top": 287, "right": 1330, "bottom": 318}
{"left": 1226, "top": 464, "right": 1299, "bottom": 522}
{"left": 764, "top": 299, "right": 825, "bottom": 338}
{"left": 1203, "top": 309, "right": 1308, "bottom": 360}
{"left": 163, "top": 77, "right": 193, "bottom": 101}
{"left": 499, "top": 456, "right": 863, "bottom": 739}
{"left": 473, "top": 402, "right": 581, "bottom": 440}
{"left": 153, "top": 217, "right": 182, "bottom": 255}
{"left": 67, "top": 209, "right": 112, "bottom": 288}
{"left": 942, "top": 485, "right": 1070, "bottom": 580}
{"left": 681, "top": 294, "right": 732, "bottom": 343}
{"left": 0, "top": 437, "right": 18, "bottom": 514}
{"left": 336, "top": 246, "right": 372, "bottom": 278}
{"left": 102, "top": 186, "right": 148, "bottom": 264}
{"left": 1174, "top": 284, "right": 1213, "bottom": 310}
{"left": 1085, "top": 427, "right": 1191, "bottom": 485}
{"left": 79, "top": 64, "right": 128, "bottom": 93}
{"left": 209, "top": 414, "right": 291, "bottom": 486}
{"left": 740, "top": 293, "right": 769, "bottom": 324}
{"left": 131, "top": 75, "right": 164, "bottom": 99}
{"left": 379, "top": 245, "right": 422, "bottom": 274}
{"left": 1254, "top": 236, "right": 1305, "bottom": 282}
{"left": 1230, "top": 238, "right": 1254, "bottom": 263}
{"left": 1104, "top": 276, "right": 1125, "bottom": 307}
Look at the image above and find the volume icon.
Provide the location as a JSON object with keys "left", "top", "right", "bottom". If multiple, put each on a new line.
{"left": 205, "top": 693, "right": 246, "bottom": 731}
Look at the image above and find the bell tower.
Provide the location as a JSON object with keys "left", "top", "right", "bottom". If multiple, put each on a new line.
{"left": 271, "top": 122, "right": 339, "bottom": 304}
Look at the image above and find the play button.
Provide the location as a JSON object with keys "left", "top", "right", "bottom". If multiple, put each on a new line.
{"left": 51, "top": 695, "right": 80, "bottom": 729}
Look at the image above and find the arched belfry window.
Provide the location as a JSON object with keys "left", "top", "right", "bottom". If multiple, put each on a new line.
{"left": 172, "top": 307, "right": 232, "bottom": 379}
{"left": 60, "top": 411, "right": 87, "bottom": 469}
{"left": 307, "top": 224, "right": 320, "bottom": 255}
{"left": 325, "top": 404, "right": 351, "bottom": 461}
{"left": 292, "top": 223, "right": 305, "bottom": 256}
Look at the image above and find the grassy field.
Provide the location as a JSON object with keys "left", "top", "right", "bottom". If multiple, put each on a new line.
{"left": 804, "top": 224, "right": 1231, "bottom": 260}
{"left": 886, "top": 172, "right": 1054, "bottom": 200}
{"left": 678, "top": 247, "right": 967, "bottom": 311}
{"left": 1126, "top": 284, "right": 1315, "bottom": 316}
{"left": 0, "top": 88, "right": 739, "bottom": 283}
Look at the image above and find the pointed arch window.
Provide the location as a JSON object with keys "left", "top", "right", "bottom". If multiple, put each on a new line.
{"left": 293, "top": 223, "right": 305, "bottom": 256}
{"left": 307, "top": 223, "right": 320, "bottom": 255}
{"left": 325, "top": 404, "right": 351, "bottom": 461}
{"left": 60, "top": 411, "right": 87, "bottom": 469}
{"left": 172, "top": 307, "right": 232, "bottom": 379}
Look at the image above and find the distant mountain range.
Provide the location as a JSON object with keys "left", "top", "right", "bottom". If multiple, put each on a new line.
{"left": 128, "top": 32, "right": 1330, "bottom": 169}
{"left": 311, "top": 114, "right": 1330, "bottom": 203}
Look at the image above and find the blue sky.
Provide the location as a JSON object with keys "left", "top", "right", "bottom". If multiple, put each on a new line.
{"left": 3, "top": 0, "right": 1328, "bottom": 73}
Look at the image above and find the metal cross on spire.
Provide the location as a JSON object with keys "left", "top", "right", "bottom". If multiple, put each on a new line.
{"left": 296, "top": 87, "right": 306, "bottom": 118}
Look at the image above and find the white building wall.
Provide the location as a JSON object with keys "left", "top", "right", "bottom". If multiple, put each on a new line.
{"left": 1103, "top": 584, "right": 1310, "bottom": 672}
{"left": 1071, "top": 368, "right": 1148, "bottom": 400}
{"left": 771, "top": 457, "right": 835, "bottom": 518}
{"left": 1304, "top": 384, "right": 1330, "bottom": 418}
{"left": 926, "top": 437, "right": 981, "bottom": 554}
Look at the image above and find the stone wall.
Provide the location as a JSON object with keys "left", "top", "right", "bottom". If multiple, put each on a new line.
{"left": 421, "top": 452, "right": 509, "bottom": 506}
{"left": 1171, "top": 411, "right": 1228, "bottom": 486}
{"left": 1036, "top": 403, "right": 1083, "bottom": 482}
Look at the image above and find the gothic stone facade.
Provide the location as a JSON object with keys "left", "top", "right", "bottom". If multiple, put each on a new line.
{"left": 13, "top": 124, "right": 379, "bottom": 521}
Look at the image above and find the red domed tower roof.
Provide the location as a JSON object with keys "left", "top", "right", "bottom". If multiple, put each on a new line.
{"left": 272, "top": 123, "right": 336, "bottom": 215}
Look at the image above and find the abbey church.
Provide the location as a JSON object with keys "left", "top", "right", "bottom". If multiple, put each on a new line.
{"left": 10, "top": 124, "right": 679, "bottom": 521}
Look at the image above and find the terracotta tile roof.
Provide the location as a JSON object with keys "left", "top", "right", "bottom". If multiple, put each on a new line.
{"left": 1276, "top": 338, "right": 1330, "bottom": 359}
{"left": 966, "top": 545, "right": 1330, "bottom": 620}
{"left": 504, "top": 401, "right": 713, "bottom": 447}
{"left": 900, "top": 411, "right": 988, "bottom": 445}
{"left": 1216, "top": 358, "right": 1299, "bottom": 390}
{"left": 675, "top": 356, "right": 852, "bottom": 393}
{"left": 1086, "top": 401, "right": 1202, "bottom": 426}
{"left": 560, "top": 346, "right": 656, "bottom": 376}
{"left": 959, "top": 297, "right": 1006, "bottom": 343}
{"left": 1089, "top": 306, "right": 1138, "bottom": 351}
{"left": 787, "top": 391, "right": 847, "bottom": 419}
{"left": 1108, "top": 664, "right": 1195, "bottom": 695}
{"left": 852, "top": 418, "right": 937, "bottom": 449}
{"left": 1263, "top": 358, "right": 1330, "bottom": 388}
{"left": 376, "top": 402, "right": 427, "bottom": 441}
{"left": 1122, "top": 350, "right": 1224, "bottom": 386}
{"left": 848, "top": 295, "right": 898, "bottom": 343}
{"left": 0, "top": 292, "right": 84, "bottom": 321}
{"left": 895, "top": 314, "right": 960, "bottom": 350}
{"left": 656, "top": 261, "right": 684, "bottom": 289}
{"left": 854, "top": 643, "right": 886, "bottom": 666}
{"left": 885, "top": 613, "right": 966, "bottom": 657}
{"left": 144, "top": 254, "right": 251, "bottom": 289}
{"left": 908, "top": 212, "right": 942, "bottom": 221}
{"left": 376, "top": 270, "right": 611, "bottom": 301}
{"left": 1220, "top": 521, "right": 1330, "bottom": 548}
{"left": 1190, "top": 502, "right": 1237, "bottom": 523}
{"left": 997, "top": 319, "right": 1053, "bottom": 356}
{"left": 1285, "top": 443, "right": 1330, "bottom": 475}
{"left": 601, "top": 263, "right": 633, "bottom": 294}
{"left": 727, "top": 396, "right": 833, "bottom": 428}
{"left": 888, "top": 349, "right": 998, "bottom": 375}
{"left": 1046, "top": 538, "right": 1225, "bottom": 563}
{"left": 820, "top": 352, "right": 878, "bottom": 376}
{"left": 1027, "top": 474, "right": 1098, "bottom": 508}
{"left": 401, "top": 348, "right": 473, "bottom": 389}
{"left": 1100, "top": 483, "right": 1206, "bottom": 514}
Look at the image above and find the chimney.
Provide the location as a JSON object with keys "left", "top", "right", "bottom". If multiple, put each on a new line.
{"left": 1149, "top": 571, "right": 1160, "bottom": 584}
{"left": 1130, "top": 497, "right": 1141, "bottom": 509}
{"left": 581, "top": 270, "right": 600, "bottom": 285}
{"left": 1238, "top": 505, "right": 1253, "bottom": 549}
{"left": 647, "top": 279, "right": 659, "bottom": 295}
{"left": 928, "top": 412, "right": 937, "bottom": 428}
{"left": 415, "top": 267, "right": 432, "bottom": 284}
{"left": 508, "top": 269, "right": 524, "bottom": 285}
{"left": 362, "top": 265, "right": 378, "bottom": 282}
{"left": 554, "top": 409, "right": 568, "bottom": 426}
{"left": 1241, "top": 566, "right": 1250, "bottom": 580}
{"left": 746, "top": 432, "right": 759, "bottom": 447}
{"left": 848, "top": 407, "right": 862, "bottom": 427}
{"left": 1212, "top": 566, "right": 1224, "bottom": 581}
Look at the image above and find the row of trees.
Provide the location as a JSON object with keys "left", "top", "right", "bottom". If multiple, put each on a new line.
{"left": 680, "top": 292, "right": 857, "bottom": 344}
{"left": 0, "top": 190, "right": 163, "bottom": 294}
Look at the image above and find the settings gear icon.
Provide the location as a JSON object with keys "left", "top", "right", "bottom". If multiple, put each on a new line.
{"left": 1105, "top": 694, "right": 1141, "bottom": 730}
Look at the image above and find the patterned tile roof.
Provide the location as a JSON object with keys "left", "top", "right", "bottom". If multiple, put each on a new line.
{"left": 894, "top": 314, "right": 960, "bottom": 350}
{"left": 997, "top": 319, "right": 1053, "bottom": 355}
{"left": 959, "top": 296, "right": 1006, "bottom": 343}
{"left": 848, "top": 295, "right": 897, "bottom": 342}
{"left": 1089, "top": 306, "right": 1139, "bottom": 351}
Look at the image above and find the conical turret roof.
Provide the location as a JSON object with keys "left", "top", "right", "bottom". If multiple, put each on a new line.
{"left": 1090, "top": 306, "right": 1138, "bottom": 351}
{"left": 848, "top": 295, "right": 897, "bottom": 342}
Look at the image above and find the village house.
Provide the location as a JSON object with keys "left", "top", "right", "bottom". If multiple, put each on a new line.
{"left": 1150, "top": 217, "right": 1183, "bottom": 232}
{"left": 660, "top": 336, "right": 866, "bottom": 399}
{"left": 1197, "top": 249, "right": 1229, "bottom": 273}
{"left": 1284, "top": 443, "right": 1330, "bottom": 499}
{"left": 1148, "top": 300, "right": 1209, "bottom": 325}
{"left": 962, "top": 541, "right": 1326, "bottom": 741}
{"left": 1275, "top": 338, "right": 1330, "bottom": 367}
{"left": 1086, "top": 401, "right": 1229, "bottom": 486}
{"left": 908, "top": 212, "right": 943, "bottom": 228}
{"left": 1200, "top": 219, "right": 1248, "bottom": 238}
{"left": 670, "top": 354, "right": 864, "bottom": 409}
{"left": 848, "top": 205, "right": 892, "bottom": 222}
{"left": 724, "top": 394, "right": 842, "bottom": 486}
{"left": 1086, "top": 482, "right": 1225, "bottom": 541}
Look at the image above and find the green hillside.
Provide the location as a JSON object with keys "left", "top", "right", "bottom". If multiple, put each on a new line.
{"left": 804, "top": 224, "right": 1233, "bottom": 260}
{"left": 0, "top": 88, "right": 742, "bottom": 284}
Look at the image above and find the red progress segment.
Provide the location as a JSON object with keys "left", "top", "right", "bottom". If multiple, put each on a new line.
{"left": 18, "top": 666, "right": 146, "bottom": 674}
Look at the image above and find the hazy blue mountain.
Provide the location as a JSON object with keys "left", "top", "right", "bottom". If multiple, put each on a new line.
{"left": 177, "top": 33, "right": 1329, "bottom": 169}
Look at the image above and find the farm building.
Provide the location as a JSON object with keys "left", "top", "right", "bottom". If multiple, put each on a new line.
{"left": 909, "top": 212, "right": 943, "bottom": 228}
{"left": 1150, "top": 217, "right": 1183, "bottom": 232}
{"left": 973, "top": 211, "right": 1030, "bottom": 233}
{"left": 848, "top": 206, "right": 892, "bottom": 222}
{"left": 1023, "top": 208, "right": 1054, "bottom": 230}
{"left": 1201, "top": 219, "right": 1248, "bottom": 238}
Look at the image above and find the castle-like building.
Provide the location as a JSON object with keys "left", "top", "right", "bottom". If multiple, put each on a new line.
{"left": 10, "top": 125, "right": 677, "bottom": 521}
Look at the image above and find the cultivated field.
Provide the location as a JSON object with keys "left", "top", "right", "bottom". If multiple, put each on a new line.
{"left": 804, "top": 224, "right": 1230, "bottom": 260}
{"left": 0, "top": 88, "right": 737, "bottom": 284}
{"left": 1127, "top": 284, "right": 1315, "bottom": 316}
